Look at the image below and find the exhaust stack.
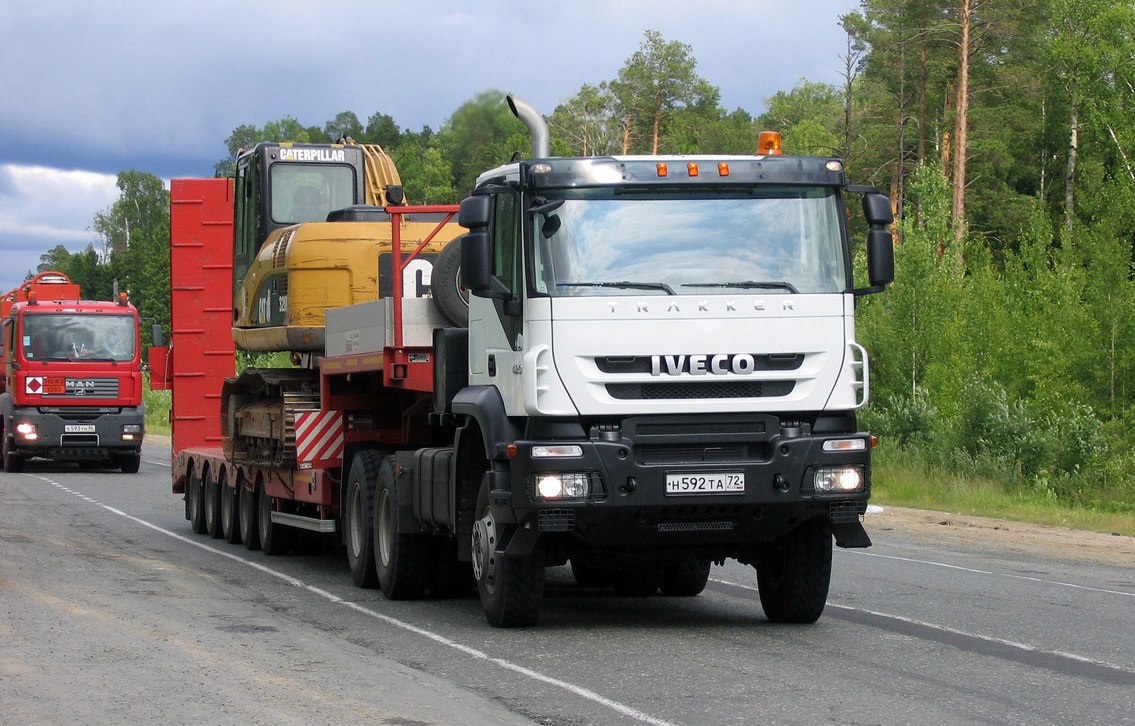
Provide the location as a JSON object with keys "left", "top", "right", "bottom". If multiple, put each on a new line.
{"left": 507, "top": 95, "right": 550, "bottom": 159}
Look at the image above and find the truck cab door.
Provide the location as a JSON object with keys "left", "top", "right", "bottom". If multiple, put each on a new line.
{"left": 465, "top": 190, "right": 526, "bottom": 414}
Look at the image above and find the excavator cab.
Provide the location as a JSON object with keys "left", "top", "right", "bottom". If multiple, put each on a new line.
{"left": 232, "top": 142, "right": 367, "bottom": 294}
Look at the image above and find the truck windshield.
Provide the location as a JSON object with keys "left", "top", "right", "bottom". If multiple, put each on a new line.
{"left": 531, "top": 186, "right": 848, "bottom": 296}
{"left": 22, "top": 314, "right": 136, "bottom": 362}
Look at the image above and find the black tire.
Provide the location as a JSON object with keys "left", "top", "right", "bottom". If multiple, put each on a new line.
{"left": 188, "top": 467, "right": 207, "bottom": 534}
{"left": 203, "top": 469, "right": 222, "bottom": 539}
{"left": 118, "top": 452, "right": 141, "bottom": 474}
{"left": 257, "top": 478, "right": 290, "bottom": 555}
{"left": 433, "top": 237, "right": 469, "bottom": 326}
{"left": 429, "top": 536, "right": 474, "bottom": 598}
{"left": 3, "top": 434, "right": 25, "bottom": 473}
{"left": 239, "top": 481, "right": 259, "bottom": 551}
{"left": 373, "top": 455, "right": 431, "bottom": 599}
{"left": 661, "top": 557, "right": 712, "bottom": 596}
{"left": 755, "top": 518, "right": 833, "bottom": 623}
{"left": 220, "top": 476, "right": 241, "bottom": 544}
{"left": 472, "top": 475, "right": 543, "bottom": 627}
{"left": 613, "top": 567, "right": 662, "bottom": 597}
{"left": 344, "top": 451, "right": 380, "bottom": 589}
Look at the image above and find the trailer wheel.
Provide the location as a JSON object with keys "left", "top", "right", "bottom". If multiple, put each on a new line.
{"left": 373, "top": 455, "right": 430, "bottom": 599}
{"left": 2, "top": 435, "right": 24, "bottom": 473}
{"left": 660, "top": 557, "right": 712, "bottom": 596}
{"left": 188, "top": 466, "right": 207, "bottom": 534}
{"left": 433, "top": 237, "right": 469, "bottom": 326}
{"left": 472, "top": 476, "right": 543, "bottom": 627}
{"left": 220, "top": 475, "right": 241, "bottom": 544}
{"left": 239, "top": 481, "right": 259, "bottom": 550}
{"left": 117, "top": 452, "right": 141, "bottom": 474}
{"left": 754, "top": 517, "right": 833, "bottom": 623}
{"left": 203, "top": 468, "right": 222, "bottom": 539}
{"left": 258, "top": 478, "right": 290, "bottom": 555}
{"left": 345, "top": 451, "right": 380, "bottom": 588}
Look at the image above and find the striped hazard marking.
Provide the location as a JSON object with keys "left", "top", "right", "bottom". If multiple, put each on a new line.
{"left": 294, "top": 411, "right": 344, "bottom": 466}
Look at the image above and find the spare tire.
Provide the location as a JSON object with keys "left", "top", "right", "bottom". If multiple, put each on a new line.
{"left": 433, "top": 236, "right": 469, "bottom": 327}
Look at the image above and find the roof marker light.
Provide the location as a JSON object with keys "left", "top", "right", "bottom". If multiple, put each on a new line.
{"left": 656, "top": 163, "right": 668, "bottom": 177}
{"left": 718, "top": 162, "right": 730, "bottom": 176}
{"left": 687, "top": 163, "right": 699, "bottom": 177}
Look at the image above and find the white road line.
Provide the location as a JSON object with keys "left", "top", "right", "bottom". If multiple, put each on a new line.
{"left": 841, "top": 549, "right": 1135, "bottom": 598}
{"left": 710, "top": 575, "right": 1135, "bottom": 677}
{"left": 41, "top": 477, "right": 677, "bottom": 726}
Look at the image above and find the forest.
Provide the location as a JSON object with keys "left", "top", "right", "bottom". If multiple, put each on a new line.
{"left": 35, "top": 0, "right": 1135, "bottom": 512}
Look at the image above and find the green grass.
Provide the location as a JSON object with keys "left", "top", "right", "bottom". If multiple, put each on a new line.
{"left": 143, "top": 379, "right": 171, "bottom": 437}
{"left": 872, "top": 457, "right": 1135, "bottom": 538}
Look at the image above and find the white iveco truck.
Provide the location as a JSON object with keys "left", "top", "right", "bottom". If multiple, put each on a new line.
{"left": 421, "top": 97, "right": 895, "bottom": 626}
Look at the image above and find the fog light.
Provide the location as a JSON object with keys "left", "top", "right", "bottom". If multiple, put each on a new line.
{"left": 15, "top": 422, "right": 37, "bottom": 440}
{"left": 534, "top": 472, "right": 590, "bottom": 500}
{"left": 815, "top": 466, "right": 864, "bottom": 493}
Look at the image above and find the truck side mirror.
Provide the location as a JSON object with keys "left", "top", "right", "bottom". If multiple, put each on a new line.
{"left": 461, "top": 232, "right": 511, "bottom": 300}
{"left": 857, "top": 192, "right": 895, "bottom": 293}
{"left": 151, "top": 323, "right": 164, "bottom": 347}
{"left": 867, "top": 228, "right": 895, "bottom": 288}
{"left": 459, "top": 194, "right": 491, "bottom": 229}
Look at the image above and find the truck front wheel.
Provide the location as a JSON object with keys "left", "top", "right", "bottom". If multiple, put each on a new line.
{"left": 373, "top": 455, "right": 430, "bottom": 599}
{"left": 2, "top": 435, "right": 24, "bottom": 473}
{"left": 117, "top": 451, "right": 141, "bottom": 474}
{"left": 754, "top": 517, "right": 833, "bottom": 623}
{"left": 345, "top": 451, "right": 381, "bottom": 588}
{"left": 472, "top": 476, "right": 543, "bottom": 627}
{"left": 661, "top": 557, "right": 712, "bottom": 596}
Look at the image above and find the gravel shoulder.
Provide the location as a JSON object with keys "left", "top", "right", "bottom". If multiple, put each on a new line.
{"left": 868, "top": 505, "right": 1135, "bottom": 568}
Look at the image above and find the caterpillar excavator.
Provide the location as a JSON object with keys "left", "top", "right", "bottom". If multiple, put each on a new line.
{"left": 221, "top": 141, "right": 464, "bottom": 466}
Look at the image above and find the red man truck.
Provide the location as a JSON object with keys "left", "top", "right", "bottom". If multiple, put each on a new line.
{"left": 0, "top": 271, "right": 145, "bottom": 472}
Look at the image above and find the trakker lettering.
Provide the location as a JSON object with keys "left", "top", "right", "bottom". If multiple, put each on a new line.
{"left": 651, "top": 354, "right": 757, "bottom": 376}
{"left": 278, "top": 148, "right": 346, "bottom": 162}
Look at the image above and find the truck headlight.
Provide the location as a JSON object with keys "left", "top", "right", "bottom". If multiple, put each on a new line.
{"left": 533, "top": 472, "right": 591, "bottom": 500}
{"left": 122, "top": 423, "right": 142, "bottom": 440}
{"left": 814, "top": 466, "right": 864, "bottom": 493}
{"left": 15, "top": 422, "right": 38, "bottom": 440}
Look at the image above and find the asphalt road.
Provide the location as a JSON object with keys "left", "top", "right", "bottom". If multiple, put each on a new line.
{"left": 2, "top": 439, "right": 1132, "bottom": 725}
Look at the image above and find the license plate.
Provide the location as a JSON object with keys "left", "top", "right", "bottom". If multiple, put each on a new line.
{"left": 665, "top": 472, "right": 745, "bottom": 495}
{"left": 64, "top": 424, "right": 96, "bottom": 433}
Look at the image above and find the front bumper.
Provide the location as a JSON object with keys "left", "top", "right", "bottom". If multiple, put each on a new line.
{"left": 494, "top": 413, "right": 871, "bottom": 549}
{"left": 9, "top": 407, "right": 144, "bottom": 461}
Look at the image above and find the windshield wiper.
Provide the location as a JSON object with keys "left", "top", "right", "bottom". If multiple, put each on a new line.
{"left": 558, "top": 281, "right": 677, "bottom": 295}
{"left": 680, "top": 280, "right": 799, "bottom": 293}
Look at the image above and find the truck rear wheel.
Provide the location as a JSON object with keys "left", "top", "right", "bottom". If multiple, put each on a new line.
{"left": 258, "top": 478, "right": 290, "bottom": 555}
{"left": 203, "top": 469, "right": 222, "bottom": 539}
{"left": 472, "top": 476, "right": 543, "bottom": 627}
{"left": 239, "top": 482, "right": 259, "bottom": 550}
{"left": 188, "top": 467, "right": 207, "bottom": 534}
{"left": 661, "top": 556, "right": 712, "bottom": 596}
{"left": 220, "top": 477, "right": 241, "bottom": 544}
{"left": 373, "top": 455, "right": 430, "bottom": 599}
{"left": 3, "top": 435, "right": 24, "bottom": 473}
{"left": 345, "top": 451, "right": 380, "bottom": 588}
{"left": 754, "top": 517, "right": 833, "bottom": 623}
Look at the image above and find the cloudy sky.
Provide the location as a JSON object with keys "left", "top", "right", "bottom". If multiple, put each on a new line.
{"left": 0, "top": 0, "right": 859, "bottom": 296}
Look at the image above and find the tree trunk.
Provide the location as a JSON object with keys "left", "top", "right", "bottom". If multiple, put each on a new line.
{"left": 951, "top": 0, "right": 971, "bottom": 247}
{"left": 1065, "top": 82, "right": 1078, "bottom": 236}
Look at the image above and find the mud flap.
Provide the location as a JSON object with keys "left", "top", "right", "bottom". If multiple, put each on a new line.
{"left": 832, "top": 520, "right": 872, "bottom": 548}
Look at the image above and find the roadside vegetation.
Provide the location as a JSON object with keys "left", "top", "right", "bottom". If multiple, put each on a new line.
{"left": 33, "top": 2, "right": 1135, "bottom": 531}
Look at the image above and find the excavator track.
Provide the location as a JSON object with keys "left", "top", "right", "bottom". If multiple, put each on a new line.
{"left": 222, "top": 368, "right": 320, "bottom": 467}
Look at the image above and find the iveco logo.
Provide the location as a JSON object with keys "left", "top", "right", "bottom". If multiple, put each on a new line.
{"left": 651, "top": 354, "right": 757, "bottom": 376}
